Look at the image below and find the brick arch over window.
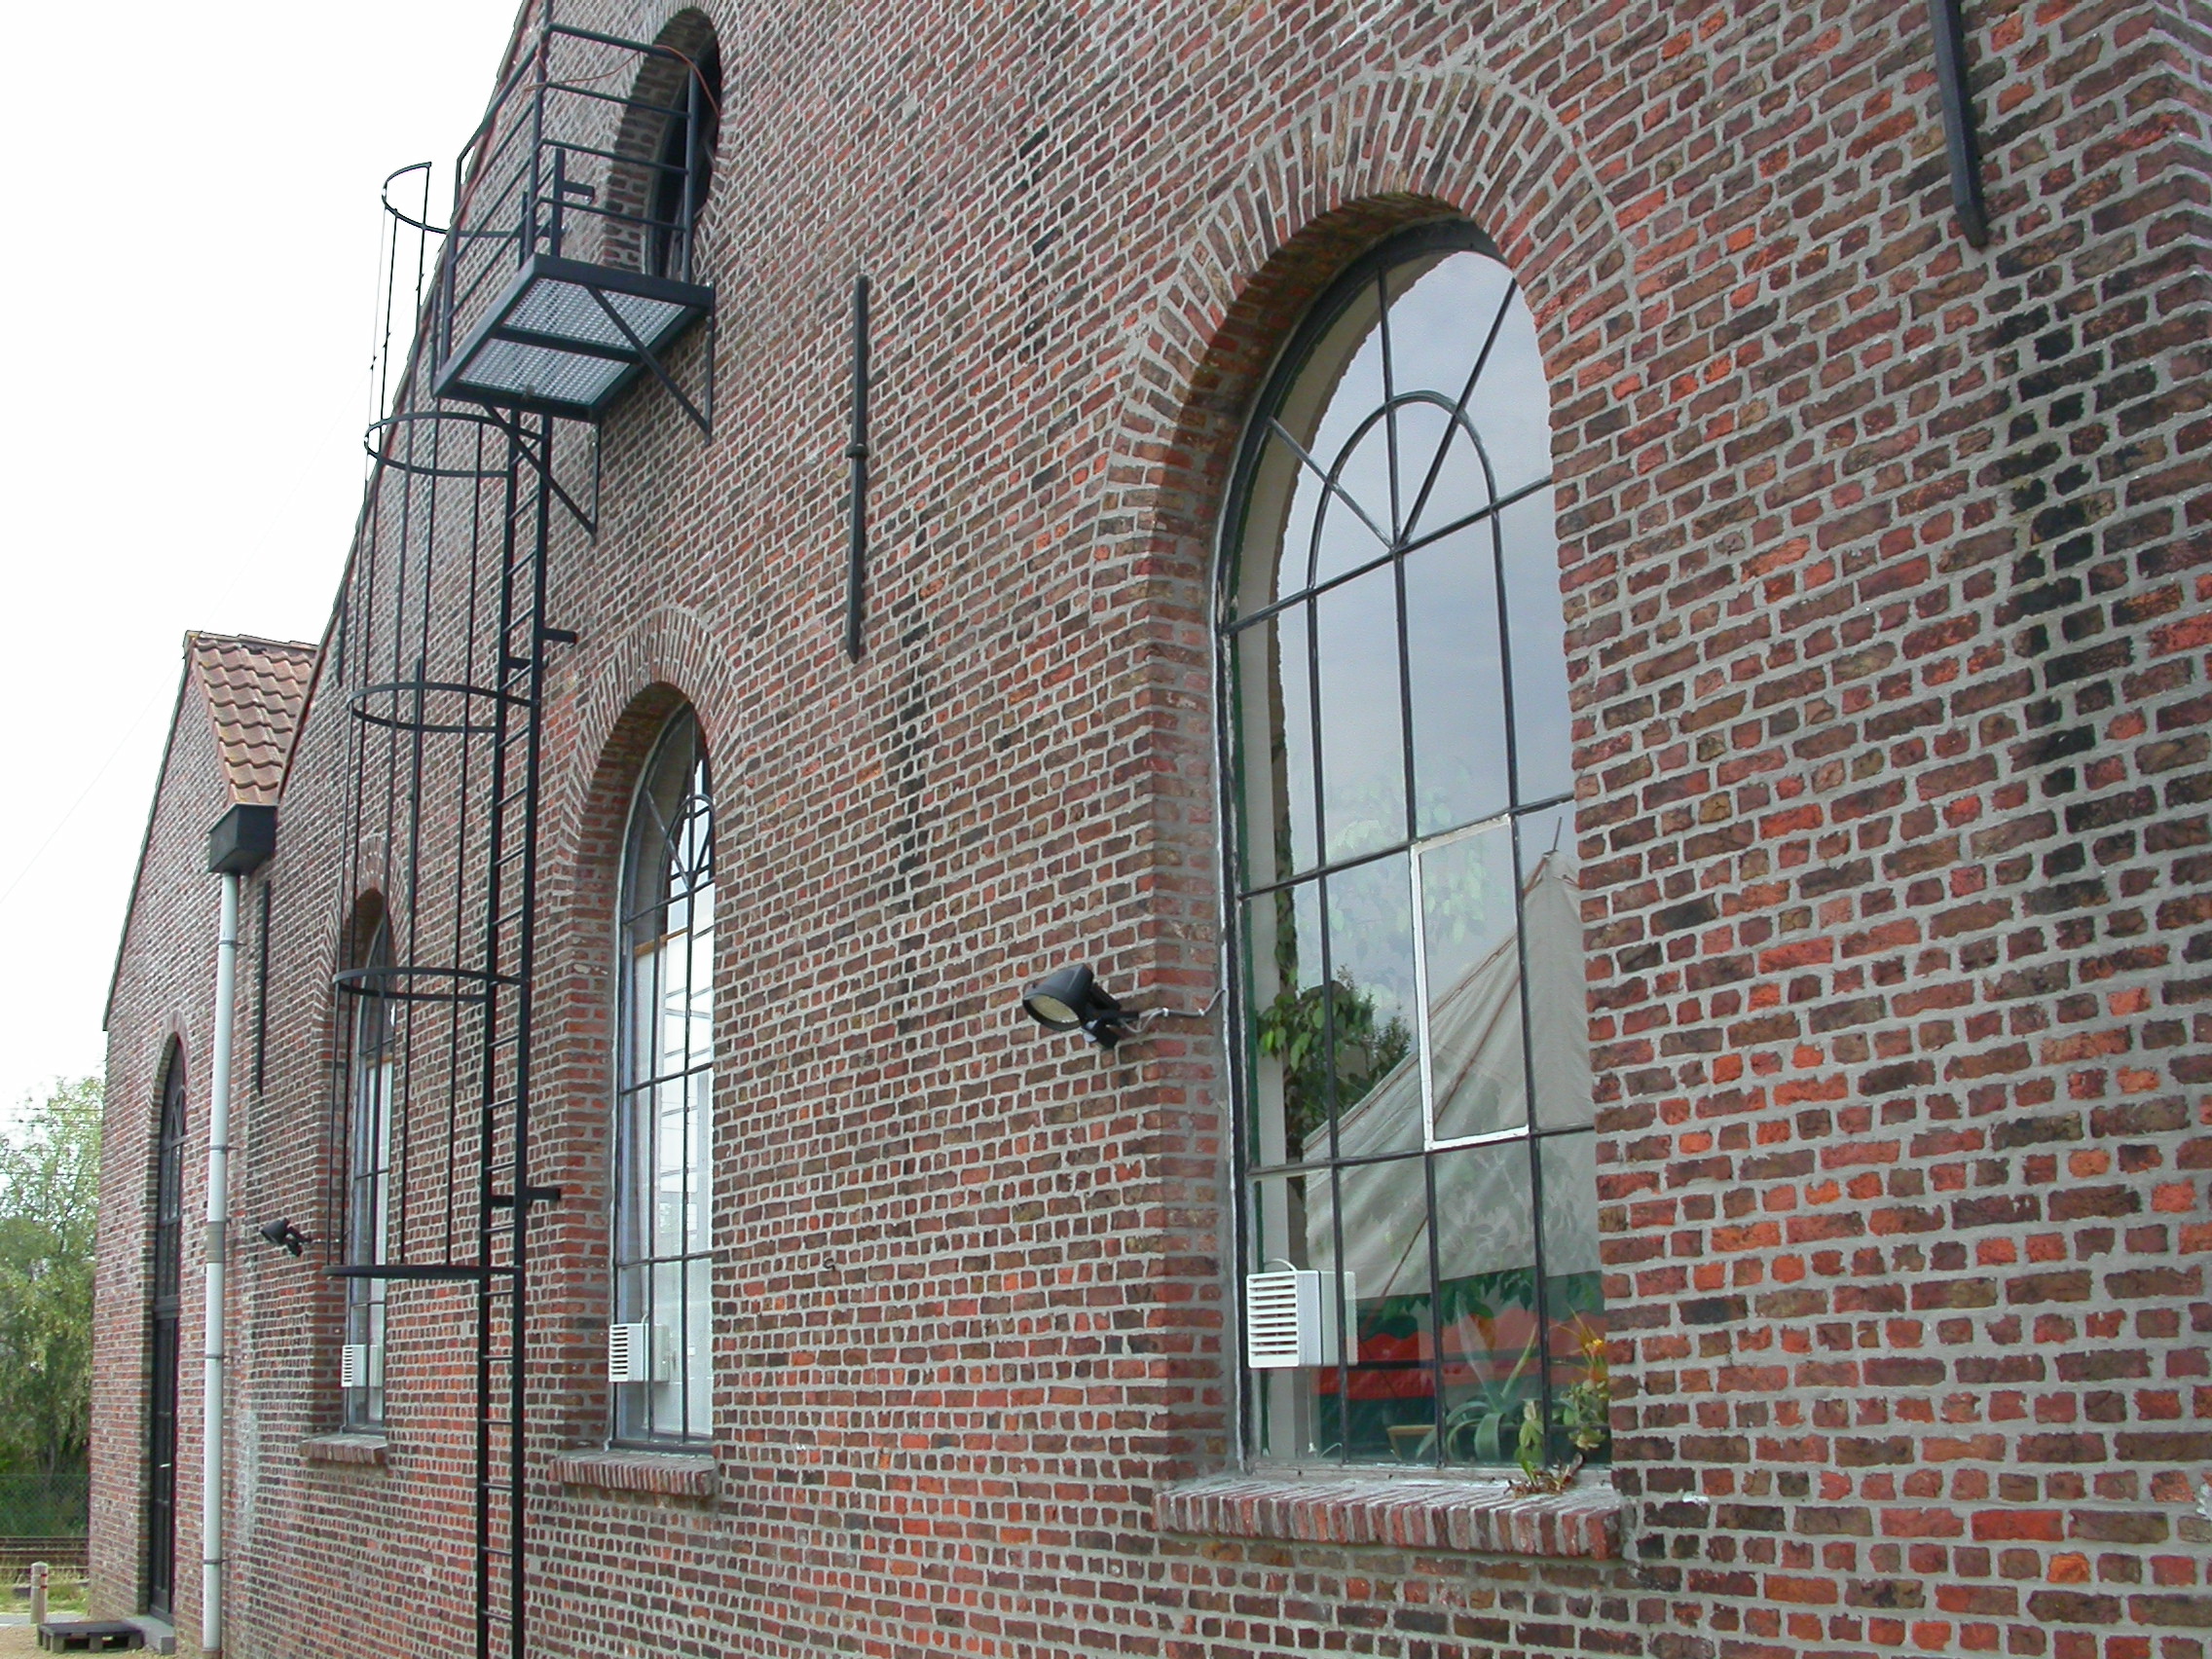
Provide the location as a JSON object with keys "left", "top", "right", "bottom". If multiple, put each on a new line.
{"left": 534, "top": 605, "right": 745, "bottom": 1451}
{"left": 1091, "top": 61, "right": 1637, "bottom": 1010}
{"left": 1115, "top": 61, "right": 1635, "bottom": 596}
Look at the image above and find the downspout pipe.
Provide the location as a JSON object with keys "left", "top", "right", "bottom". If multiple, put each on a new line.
{"left": 203, "top": 804, "right": 276, "bottom": 1656}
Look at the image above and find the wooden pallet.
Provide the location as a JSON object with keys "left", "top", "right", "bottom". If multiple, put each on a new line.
{"left": 36, "top": 1621, "right": 143, "bottom": 1652}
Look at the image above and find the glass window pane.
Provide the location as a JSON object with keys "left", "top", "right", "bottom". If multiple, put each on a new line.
{"left": 1539, "top": 1131, "right": 1608, "bottom": 1464}
{"left": 1244, "top": 881, "right": 1325, "bottom": 1166}
{"left": 1404, "top": 523, "right": 1510, "bottom": 837}
{"left": 1310, "top": 418, "right": 1393, "bottom": 587}
{"left": 653, "top": 1079, "right": 686, "bottom": 1257}
{"left": 1335, "top": 1156, "right": 1435, "bottom": 1463}
{"left": 1383, "top": 249, "right": 1516, "bottom": 407}
{"left": 683, "top": 1257, "right": 713, "bottom": 1439}
{"left": 1519, "top": 803, "right": 1594, "bottom": 1130}
{"left": 1229, "top": 608, "right": 1319, "bottom": 886}
{"left": 1458, "top": 287, "right": 1553, "bottom": 500}
{"left": 1418, "top": 824, "right": 1528, "bottom": 1142}
{"left": 1324, "top": 854, "right": 1419, "bottom": 1159}
{"left": 1313, "top": 564, "right": 1406, "bottom": 865}
{"left": 649, "top": 1258, "right": 684, "bottom": 1435}
{"left": 686, "top": 1069, "right": 711, "bottom": 1252}
{"left": 1431, "top": 1141, "right": 1538, "bottom": 1468}
{"left": 1499, "top": 487, "right": 1572, "bottom": 805}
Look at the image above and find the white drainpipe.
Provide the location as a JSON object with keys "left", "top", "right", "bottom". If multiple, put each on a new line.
{"left": 202, "top": 869, "right": 240, "bottom": 1655}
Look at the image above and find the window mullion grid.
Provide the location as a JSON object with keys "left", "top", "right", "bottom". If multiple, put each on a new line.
{"left": 1401, "top": 285, "right": 1516, "bottom": 540}
{"left": 1222, "top": 472, "right": 1551, "bottom": 639}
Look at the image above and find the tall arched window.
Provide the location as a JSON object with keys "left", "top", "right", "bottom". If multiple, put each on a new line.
{"left": 613, "top": 707, "right": 715, "bottom": 1445}
{"left": 344, "top": 904, "right": 394, "bottom": 1428}
{"left": 145, "top": 1045, "right": 186, "bottom": 1617}
{"left": 1222, "top": 221, "right": 1604, "bottom": 1469}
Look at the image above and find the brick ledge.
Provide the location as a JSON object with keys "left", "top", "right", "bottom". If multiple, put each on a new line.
{"left": 299, "top": 1432, "right": 387, "bottom": 1468}
{"left": 547, "top": 1448, "right": 717, "bottom": 1498}
{"left": 1155, "top": 1474, "right": 1620, "bottom": 1560}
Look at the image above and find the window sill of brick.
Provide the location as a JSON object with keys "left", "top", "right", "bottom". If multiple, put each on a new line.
{"left": 548, "top": 1448, "right": 717, "bottom": 1499}
{"left": 1155, "top": 1472, "right": 1621, "bottom": 1560}
{"left": 299, "top": 1432, "right": 387, "bottom": 1469}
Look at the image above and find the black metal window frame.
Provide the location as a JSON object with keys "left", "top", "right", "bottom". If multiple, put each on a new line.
{"left": 343, "top": 905, "right": 395, "bottom": 1429}
{"left": 1217, "top": 219, "right": 1607, "bottom": 1471}
{"left": 611, "top": 707, "right": 717, "bottom": 1448}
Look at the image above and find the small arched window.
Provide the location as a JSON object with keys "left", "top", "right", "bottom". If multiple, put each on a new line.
{"left": 1221, "top": 222, "right": 1604, "bottom": 1469}
{"left": 344, "top": 903, "right": 394, "bottom": 1428}
{"left": 613, "top": 707, "right": 715, "bottom": 1446}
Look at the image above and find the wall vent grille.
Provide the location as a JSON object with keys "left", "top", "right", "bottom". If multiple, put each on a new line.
{"left": 1244, "top": 1269, "right": 1349, "bottom": 1369}
{"left": 607, "top": 1322, "right": 650, "bottom": 1384}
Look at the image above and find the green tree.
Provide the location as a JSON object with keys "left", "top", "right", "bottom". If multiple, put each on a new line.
{"left": 0, "top": 1078, "right": 100, "bottom": 1476}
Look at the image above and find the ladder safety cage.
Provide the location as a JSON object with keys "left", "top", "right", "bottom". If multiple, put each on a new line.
{"left": 321, "top": 3, "right": 719, "bottom": 1645}
{"left": 432, "top": 1, "right": 718, "bottom": 432}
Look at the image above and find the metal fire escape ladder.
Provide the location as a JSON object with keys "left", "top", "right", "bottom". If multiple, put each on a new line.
{"left": 331, "top": 4, "right": 716, "bottom": 1650}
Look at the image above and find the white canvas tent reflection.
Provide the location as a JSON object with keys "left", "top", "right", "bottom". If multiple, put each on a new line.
{"left": 1309, "top": 851, "right": 1597, "bottom": 1304}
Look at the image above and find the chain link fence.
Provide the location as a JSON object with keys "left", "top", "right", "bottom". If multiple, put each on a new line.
{"left": 0, "top": 1474, "right": 88, "bottom": 1537}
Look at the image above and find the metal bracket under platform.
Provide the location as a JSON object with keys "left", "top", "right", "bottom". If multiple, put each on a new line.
{"left": 435, "top": 252, "right": 713, "bottom": 430}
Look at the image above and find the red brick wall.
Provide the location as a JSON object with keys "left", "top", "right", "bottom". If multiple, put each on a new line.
{"left": 97, "top": 0, "right": 2212, "bottom": 1655}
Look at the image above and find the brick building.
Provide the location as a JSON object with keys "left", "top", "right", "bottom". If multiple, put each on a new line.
{"left": 95, "top": 1, "right": 2212, "bottom": 1655}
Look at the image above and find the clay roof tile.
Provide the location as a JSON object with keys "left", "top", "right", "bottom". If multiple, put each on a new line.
{"left": 185, "top": 632, "right": 318, "bottom": 806}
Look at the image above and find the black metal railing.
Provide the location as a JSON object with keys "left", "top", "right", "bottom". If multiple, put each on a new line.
{"left": 437, "top": 6, "right": 716, "bottom": 377}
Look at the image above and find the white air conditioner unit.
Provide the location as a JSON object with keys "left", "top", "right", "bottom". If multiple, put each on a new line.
{"left": 608, "top": 1321, "right": 651, "bottom": 1383}
{"left": 1244, "top": 1268, "right": 1352, "bottom": 1369}
{"left": 340, "top": 1343, "right": 384, "bottom": 1389}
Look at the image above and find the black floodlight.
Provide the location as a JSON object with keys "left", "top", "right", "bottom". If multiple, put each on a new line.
{"left": 434, "top": 253, "right": 714, "bottom": 423}
{"left": 258, "top": 1219, "right": 309, "bottom": 1257}
{"left": 1021, "top": 964, "right": 1134, "bottom": 1048}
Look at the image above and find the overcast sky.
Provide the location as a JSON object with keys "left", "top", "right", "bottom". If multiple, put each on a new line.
{"left": 0, "top": 0, "right": 521, "bottom": 1125}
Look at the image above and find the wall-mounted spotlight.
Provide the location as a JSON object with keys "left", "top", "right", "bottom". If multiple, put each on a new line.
{"left": 1021, "top": 964, "right": 1135, "bottom": 1048}
{"left": 258, "top": 1219, "right": 310, "bottom": 1257}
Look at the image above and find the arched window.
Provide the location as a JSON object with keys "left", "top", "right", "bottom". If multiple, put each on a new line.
{"left": 1221, "top": 222, "right": 1604, "bottom": 1469}
{"left": 145, "top": 1045, "right": 186, "bottom": 1617}
{"left": 344, "top": 903, "right": 394, "bottom": 1428}
{"left": 613, "top": 707, "right": 715, "bottom": 1445}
